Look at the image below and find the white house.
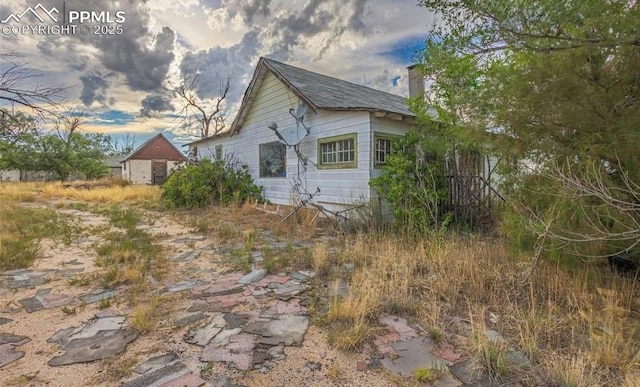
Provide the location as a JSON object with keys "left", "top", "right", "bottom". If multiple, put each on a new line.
{"left": 188, "top": 58, "right": 418, "bottom": 210}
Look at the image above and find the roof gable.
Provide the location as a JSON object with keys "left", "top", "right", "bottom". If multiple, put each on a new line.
{"left": 228, "top": 57, "right": 416, "bottom": 136}
{"left": 122, "top": 133, "right": 186, "bottom": 162}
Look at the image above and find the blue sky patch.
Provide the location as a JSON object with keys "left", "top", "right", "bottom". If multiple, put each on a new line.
{"left": 90, "top": 110, "right": 135, "bottom": 126}
{"left": 381, "top": 35, "right": 426, "bottom": 65}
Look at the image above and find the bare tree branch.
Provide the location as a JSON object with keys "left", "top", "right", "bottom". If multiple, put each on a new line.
{"left": 0, "top": 51, "right": 68, "bottom": 119}
{"left": 516, "top": 158, "right": 640, "bottom": 259}
{"left": 171, "top": 73, "right": 230, "bottom": 139}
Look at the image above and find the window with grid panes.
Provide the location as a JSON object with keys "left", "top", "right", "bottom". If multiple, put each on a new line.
{"left": 317, "top": 133, "right": 357, "bottom": 169}
{"left": 373, "top": 132, "right": 401, "bottom": 167}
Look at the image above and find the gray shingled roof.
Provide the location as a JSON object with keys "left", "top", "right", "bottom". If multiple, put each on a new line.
{"left": 263, "top": 58, "right": 415, "bottom": 117}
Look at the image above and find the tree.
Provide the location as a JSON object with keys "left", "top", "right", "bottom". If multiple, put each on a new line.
{"left": 1, "top": 113, "right": 109, "bottom": 181}
{"left": 417, "top": 1, "right": 640, "bottom": 259}
{"left": 37, "top": 115, "right": 109, "bottom": 181}
{"left": 106, "top": 132, "right": 136, "bottom": 156}
{"left": 0, "top": 51, "right": 67, "bottom": 119}
{"left": 170, "top": 73, "right": 230, "bottom": 139}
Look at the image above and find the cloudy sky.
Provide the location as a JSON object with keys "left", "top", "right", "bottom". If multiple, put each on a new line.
{"left": 0, "top": 0, "right": 434, "bottom": 145}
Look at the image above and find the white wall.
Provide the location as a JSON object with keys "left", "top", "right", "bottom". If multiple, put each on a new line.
{"left": 122, "top": 160, "right": 181, "bottom": 184}
{"left": 0, "top": 170, "right": 20, "bottom": 181}
{"left": 193, "top": 71, "right": 375, "bottom": 208}
{"left": 124, "top": 159, "right": 151, "bottom": 184}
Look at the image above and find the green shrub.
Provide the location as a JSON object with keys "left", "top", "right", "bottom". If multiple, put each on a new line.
{"left": 370, "top": 129, "right": 449, "bottom": 235}
{"left": 162, "top": 159, "right": 262, "bottom": 208}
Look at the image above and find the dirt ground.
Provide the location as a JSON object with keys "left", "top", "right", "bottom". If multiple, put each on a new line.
{"left": 0, "top": 202, "right": 409, "bottom": 387}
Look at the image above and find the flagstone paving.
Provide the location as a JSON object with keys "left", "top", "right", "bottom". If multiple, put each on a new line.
{"left": 0, "top": 203, "right": 502, "bottom": 386}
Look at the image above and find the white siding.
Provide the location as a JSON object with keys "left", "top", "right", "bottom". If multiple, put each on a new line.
{"left": 123, "top": 160, "right": 181, "bottom": 184}
{"left": 191, "top": 71, "right": 374, "bottom": 208}
{"left": 0, "top": 170, "right": 20, "bottom": 181}
{"left": 126, "top": 160, "right": 152, "bottom": 184}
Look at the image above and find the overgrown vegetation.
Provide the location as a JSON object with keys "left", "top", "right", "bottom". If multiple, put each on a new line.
{"left": 320, "top": 233, "right": 640, "bottom": 385}
{"left": 413, "top": 0, "right": 640, "bottom": 264}
{"left": 0, "top": 200, "right": 77, "bottom": 269}
{"left": 0, "top": 113, "right": 115, "bottom": 181}
{"left": 3, "top": 177, "right": 638, "bottom": 384}
{"left": 94, "top": 205, "right": 166, "bottom": 290}
{"left": 370, "top": 128, "right": 450, "bottom": 235}
{"left": 162, "top": 158, "right": 262, "bottom": 208}
{"left": 0, "top": 180, "right": 160, "bottom": 204}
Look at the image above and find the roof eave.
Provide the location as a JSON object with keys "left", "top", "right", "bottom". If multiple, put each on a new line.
{"left": 186, "top": 131, "right": 232, "bottom": 146}
{"left": 321, "top": 107, "right": 417, "bottom": 124}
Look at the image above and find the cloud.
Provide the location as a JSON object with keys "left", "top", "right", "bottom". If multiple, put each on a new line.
{"left": 347, "top": 0, "right": 369, "bottom": 32}
{"left": 238, "top": 0, "right": 271, "bottom": 24}
{"left": 140, "top": 93, "right": 174, "bottom": 117}
{"left": 79, "top": 73, "right": 109, "bottom": 106}
{"left": 178, "top": 30, "right": 261, "bottom": 103}
{"left": 37, "top": 39, "right": 91, "bottom": 72}
{"left": 99, "top": 26, "right": 176, "bottom": 91}
{"left": 1, "top": 0, "right": 435, "bottom": 142}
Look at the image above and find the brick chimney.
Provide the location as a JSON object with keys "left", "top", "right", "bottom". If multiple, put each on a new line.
{"left": 407, "top": 64, "right": 424, "bottom": 98}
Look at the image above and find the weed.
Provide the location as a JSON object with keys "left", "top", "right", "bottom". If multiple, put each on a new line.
{"left": 326, "top": 363, "right": 343, "bottom": 381}
{"left": 218, "top": 224, "right": 239, "bottom": 242}
{"left": 39, "top": 182, "right": 160, "bottom": 203}
{"left": 100, "top": 266, "right": 120, "bottom": 288}
{"left": 327, "top": 319, "right": 372, "bottom": 350}
{"left": 68, "top": 275, "right": 93, "bottom": 287}
{"left": 130, "top": 297, "right": 160, "bottom": 334}
{"left": 94, "top": 209, "right": 163, "bottom": 288}
{"left": 428, "top": 326, "right": 444, "bottom": 345}
{"left": 470, "top": 313, "right": 510, "bottom": 378}
{"left": 98, "top": 297, "right": 112, "bottom": 309}
{"left": 0, "top": 202, "right": 78, "bottom": 269}
{"left": 106, "top": 205, "right": 140, "bottom": 229}
{"left": 61, "top": 306, "right": 76, "bottom": 315}
{"left": 229, "top": 247, "right": 253, "bottom": 273}
{"left": 4, "top": 371, "right": 43, "bottom": 386}
{"left": 312, "top": 242, "right": 331, "bottom": 277}
{"left": 414, "top": 367, "right": 446, "bottom": 384}
{"left": 99, "top": 357, "right": 138, "bottom": 382}
{"left": 200, "top": 362, "right": 213, "bottom": 374}
{"left": 189, "top": 217, "right": 213, "bottom": 234}
{"left": 243, "top": 228, "right": 258, "bottom": 248}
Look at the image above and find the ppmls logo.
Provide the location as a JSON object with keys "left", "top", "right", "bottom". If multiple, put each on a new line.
{"left": 1, "top": 2, "right": 126, "bottom": 36}
{"left": 1, "top": 3, "right": 59, "bottom": 23}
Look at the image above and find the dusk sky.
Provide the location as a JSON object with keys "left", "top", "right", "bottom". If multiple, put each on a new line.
{"left": 0, "top": 0, "right": 434, "bottom": 146}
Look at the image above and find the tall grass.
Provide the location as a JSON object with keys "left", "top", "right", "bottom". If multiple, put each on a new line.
{"left": 40, "top": 183, "right": 161, "bottom": 203}
{"left": 95, "top": 206, "right": 165, "bottom": 290}
{"left": 0, "top": 200, "right": 78, "bottom": 269}
{"left": 321, "top": 233, "right": 640, "bottom": 385}
{"left": 0, "top": 181, "right": 160, "bottom": 204}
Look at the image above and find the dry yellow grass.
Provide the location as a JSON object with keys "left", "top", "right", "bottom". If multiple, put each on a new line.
{"left": 40, "top": 183, "right": 161, "bottom": 203}
{"left": 323, "top": 233, "right": 640, "bottom": 385}
{"left": 0, "top": 180, "right": 161, "bottom": 204}
{"left": 0, "top": 182, "right": 41, "bottom": 202}
{"left": 130, "top": 297, "right": 160, "bottom": 333}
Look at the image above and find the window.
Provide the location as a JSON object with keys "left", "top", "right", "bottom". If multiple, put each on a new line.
{"left": 259, "top": 141, "right": 286, "bottom": 177}
{"left": 214, "top": 144, "right": 223, "bottom": 160}
{"left": 373, "top": 133, "right": 400, "bottom": 167}
{"left": 317, "top": 133, "right": 357, "bottom": 169}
